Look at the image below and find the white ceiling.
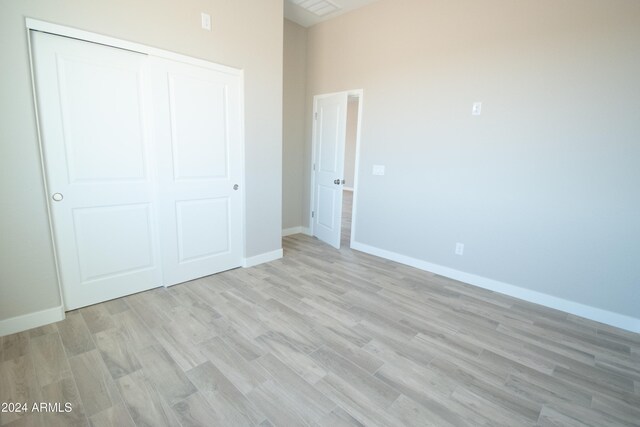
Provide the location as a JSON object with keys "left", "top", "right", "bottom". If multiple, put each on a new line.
{"left": 284, "top": 0, "right": 381, "bottom": 28}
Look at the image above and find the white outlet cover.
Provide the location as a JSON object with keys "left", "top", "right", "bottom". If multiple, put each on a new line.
{"left": 455, "top": 242, "right": 464, "bottom": 255}
{"left": 372, "top": 165, "right": 385, "bottom": 176}
{"left": 472, "top": 102, "right": 482, "bottom": 116}
{"left": 201, "top": 13, "right": 211, "bottom": 31}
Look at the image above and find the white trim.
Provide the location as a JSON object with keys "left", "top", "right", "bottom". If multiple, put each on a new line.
{"left": 343, "top": 187, "right": 354, "bottom": 192}
{"left": 350, "top": 91, "right": 364, "bottom": 248}
{"left": 283, "top": 226, "right": 312, "bottom": 237}
{"left": 283, "top": 226, "right": 304, "bottom": 236}
{"left": 243, "top": 249, "right": 283, "bottom": 268}
{"left": 25, "top": 18, "right": 241, "bottom": 75}
{"left": 238, "top": 69, "right": 248, "bottom": 270}
{"left": 351, "top": 241, "right": 640, "bottom": 333}
{"left": 0, "top": 305, "right": 65, "bottom": 337}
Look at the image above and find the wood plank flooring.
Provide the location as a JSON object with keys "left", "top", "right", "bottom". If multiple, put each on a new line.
{"left": 1, "top": 192, "right": 639, "bottom": 426}
{"left": 341, "top": 189, "right": 353, "bottom": 248}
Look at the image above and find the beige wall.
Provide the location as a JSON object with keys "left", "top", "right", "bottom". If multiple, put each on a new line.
{"left": 283, "top": 19, "right": 307, "bottom": 230}
{"left": 305, "top": 0, "right": 640, "bottom": 319}
{"left": 0, "top": 0, "right": 283, "bottom": 322}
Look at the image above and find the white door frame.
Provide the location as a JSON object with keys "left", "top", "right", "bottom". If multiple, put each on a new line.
{"left": 309, "top": 89, "right": 364, "bottom": 248}
{"left": 26, "top": 18, "right": 246, "bottom": 308}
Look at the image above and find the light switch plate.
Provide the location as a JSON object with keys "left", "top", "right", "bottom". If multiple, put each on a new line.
{"left": 201, "top": 13, "right": 211, "bottom": 31}
{"left": 372, "top": 165, "right": 385, "bottom": 176}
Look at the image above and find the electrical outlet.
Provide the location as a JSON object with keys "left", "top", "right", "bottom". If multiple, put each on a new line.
{"left": 455, "top": 243, "right": 464, "bottom": 255}
{"left": 472, "top": 102, "right": 482, "bottom": 116}
{"left": 201, "top": 13, "right": 211, "bottom": 31}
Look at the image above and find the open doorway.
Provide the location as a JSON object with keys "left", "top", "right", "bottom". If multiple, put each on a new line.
{"left": 341, "top": 95, "right": 359, "bottom": 247}
{"left": 310, "top": 90, "right": 362, "bottom": 250}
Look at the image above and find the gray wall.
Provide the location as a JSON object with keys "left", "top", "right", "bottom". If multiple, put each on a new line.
{"left": 0, "top": 0, "right": 283, "bottom": 322}
{"left": 343, "top": 98, "right": 359, "bottom": 188}
{"left": 283, "top": 19, "right": 307, "bottom": 230}
{"left": 304, "top": 0, "right": 640, "bottom": 318}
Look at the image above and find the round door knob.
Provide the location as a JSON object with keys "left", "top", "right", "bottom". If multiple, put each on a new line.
{"left": 233, "top": 184, "right": 239, "bottom": 191}
{"left": 52, "top": 193, "right": 64, "bottom": 202}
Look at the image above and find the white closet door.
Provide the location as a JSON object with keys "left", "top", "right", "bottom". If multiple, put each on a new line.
{"left": 31, "top": 32, "right": 162, "bottom": 310}
{"left": 150, "top": 57, "right": 243, "bottom": 286}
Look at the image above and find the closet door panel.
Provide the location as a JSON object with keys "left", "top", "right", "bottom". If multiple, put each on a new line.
{"left": 151, "top": 57, "right": 243, "bottom": 286}
{"left": 31, "top": 31, "right": 162, "bottom": 310}
{"left": 169, "top": 75, "right": 229, "bottom": 180}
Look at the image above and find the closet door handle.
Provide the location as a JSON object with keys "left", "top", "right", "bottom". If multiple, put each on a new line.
{"left": 52, "top": 193, "right": 64, "bottom": 202}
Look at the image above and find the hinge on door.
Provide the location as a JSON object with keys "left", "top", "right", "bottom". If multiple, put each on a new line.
{"left": 314, "top": 112, "right": 318, "bottom": 120}
{"left": 312, "top": 211, "right": 315, "bottom": 218}
{"left": 313, "top": 163, "right": 316, "bottom": 171}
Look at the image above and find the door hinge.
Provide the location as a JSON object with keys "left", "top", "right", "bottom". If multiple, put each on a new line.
{"left": 312, "top": 211, "right": 315, "bottom": 218}
{"left": 314, "top": 112, "right": 317, "bottom": 120}
{"left": 313, "top": 163, "right": 316, "bottom": 171}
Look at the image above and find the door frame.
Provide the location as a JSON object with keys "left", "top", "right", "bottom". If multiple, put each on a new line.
{"left": 309, "top": 89, "right": 364, "bottom": 248}
{"left": 26, "top": 18, "right": 246, "bottom": 308}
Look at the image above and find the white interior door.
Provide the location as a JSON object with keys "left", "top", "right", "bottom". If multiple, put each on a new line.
{"left": 31, "top": 31, "right": 162, "bottom": 310}
{"left": 312, "top": 93, "right": 348, "bottom": 249}
{"left": 150, "top": 57, "right": 243, "bottom": 286}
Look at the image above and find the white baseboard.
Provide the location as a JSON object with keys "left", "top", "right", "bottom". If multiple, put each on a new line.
{"left": 351, "top": 241, "right": 640, "bottom": 333}
{"left": 243, "top": 249, "right": 283, "bottom": 268}
{"left": 282, "top": 226, "right": 312, "bottom": 237}
{"left": 0, "top": 305, "right": 65, "bottom": 337}
{"left": 282, "top": 226, "right": 303, "bottom": 237}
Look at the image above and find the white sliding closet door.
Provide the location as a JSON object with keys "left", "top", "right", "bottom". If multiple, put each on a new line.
{"left": 149, "top": 58, "right": 243, "bottom": 286}
{"left": 31, "top": 30, "right": 244, "bottom": 310}
{"left": 31, "top": 32, "right": 162, "bottom": 309}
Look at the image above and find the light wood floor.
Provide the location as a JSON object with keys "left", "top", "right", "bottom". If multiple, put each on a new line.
{"left": 341, "top": 190, "right": 353, "bottom": 248}
{"left": 1, "top": 197, "right": 639, "bottom": 426}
